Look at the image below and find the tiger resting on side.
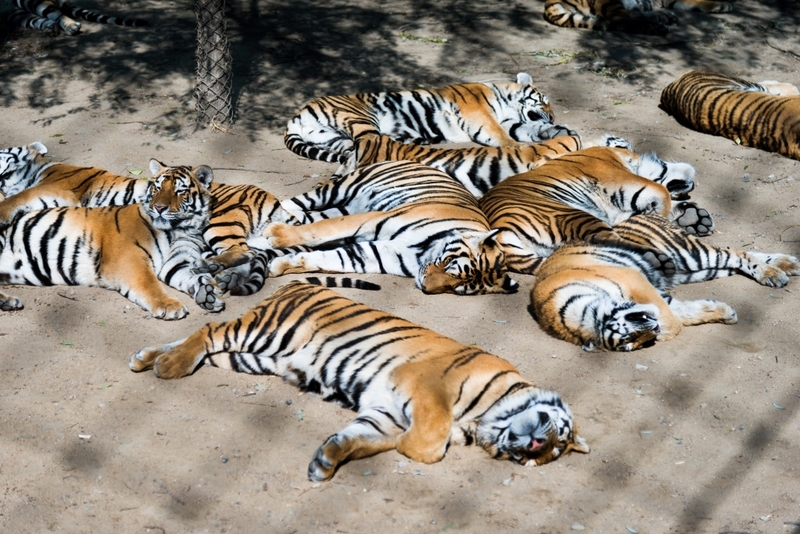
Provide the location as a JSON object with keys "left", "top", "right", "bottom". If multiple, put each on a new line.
{"left": 284, "top": 72, "right": 575, "bottom": 175}
{"left": 130, "top": 280, "right": 590, "bottom": 480}
{"left": 531, "top": 214, "right": 800, "bottom": 351}
{"left": 660, "top": 70, "right": 800, "bottom": 161}
{"left": 543, "top": 0, "right": 732, "bottom": 36}
{"left": 0, "top": 161, "right": 224, "bottom": 318}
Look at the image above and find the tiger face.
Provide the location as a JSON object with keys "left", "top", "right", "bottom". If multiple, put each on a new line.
{"left": 478, "top": 388, "right": 589, "bottom": 466}
{"left": 417, "top": 230, "right": 519, "bottom": 295}
{"left": 591, "top": 302, "right": 661, "bottom": 352}
{"left": 146, "top": 160, "right": 213, "bottom": 231}
{"left": 0, "top": 141, "right": 48, "bottom": 198}
{"left": 500, "top": 73, "right": 558, "bottom": 142}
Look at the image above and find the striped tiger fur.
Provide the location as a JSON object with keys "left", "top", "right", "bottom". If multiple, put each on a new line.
{"left": 530, "top": 214, "right": 800, "bottom": 351}
{"left": 0, "top": 162, "right": 224, "bottom": 318}
{"left": 6, "top": 0, "right": 148, "bottom": 35}
{"left": 284, "top": 72, "right": 575, "bottom": 172}
{"left": 130, "top": 280, "right": 590, "bottom": 480}
{"left": 350, "top": 132, "right": 634, "bottom": 197}
{"left": 478, "top": 146, "right": 705, "bottom": 274}
{"left": 0, "top": 142, "right": 296, "bottom": 295}
{"left": 264, "top": 160, "right": 519, "bottom": 295}
{"left": 543, "top": 0, "right": 731, "bottom": 36}
{"left": 660, "top": 70, "right": 800, "bottom": 161}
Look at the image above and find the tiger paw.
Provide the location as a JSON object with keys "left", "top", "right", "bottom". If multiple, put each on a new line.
{"left": 751, "top": 264, "right": 790, "bottom": 288}
{"left": 0, "top": 293, "right": 23, "bottom": 311}
{"left": 194, "top": 275, "right": 226, "bottom": 312}
{"left": 765, "top": 254, "right": 800, "bottom": 277}
{"left": 150, "top": 299, "right": 189, "bottom": 320}
{"left": 192, "top": 256, "right": 224, "bottom": 275}
{"left": 641, "top": 250, "right": 677, "bottom": 277}
{"left": 671, "top": 201, "right": 715, "bottom": 236}
{"left": 152, "top": 351, "right": 199, "bottom": 379}
{"left": 129, "top": 346, "right": 165, "bottom": 372}
{"left": 264, "top": 222, "right": 304, "bottom": 248}
{"left": 307, "top": 442, "right": 338, "bottom": 482}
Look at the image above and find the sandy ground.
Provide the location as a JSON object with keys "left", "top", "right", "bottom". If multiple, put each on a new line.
{"left": 1, "top": 1, "right": 799, "bottom": 532}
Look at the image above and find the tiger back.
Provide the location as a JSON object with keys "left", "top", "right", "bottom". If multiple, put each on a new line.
{"left": 660, "top": 70, "right": 800, "bottom": 161}
{"left": 130, "top": 280, "right": 589, "bottom": 480}
{"left": 264, "top": 161, "right": 519, "bottom": 295}
{"left": 543, "top": 0, "right": 731, "bottom": 36}
{"left": 8, "top": 0, "right": 148, "bottom": 36}
{"left": 0, "top": 162, "right": 224, "bottom": 319}
{"left": 284, "top": 73, "right": 574, "bottom": 168}
{"left": 530, "top": 214, "right": 799, "bottom": 351}
{"left": 478, "top": 146, "right": 700, "bottom": 274}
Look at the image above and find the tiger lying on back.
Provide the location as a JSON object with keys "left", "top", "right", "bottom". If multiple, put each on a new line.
{"left": 478, "top": 145, "right": 709, "bottom": 274}
{"left": 265, "top": 160, "right": 518, "bottom": 295}
{"left": 531, "top": 214, "right": 800, "bottom": 351}
{"left": 0, "top": 142, "right": 296, "bottom": 295}
{"left": 350, "top": 131, "right": 632, "bottom": 197}
{"left": 660, "top": 70, "right": 800, "bottom": 161}
{"left": 6, "top": 0, "right": 148, "bottom": 35}
{"left": 284, "top": 73, "right": 575, "bottom": 175}
{"left": 130, "top": 280, "right": 589, "bottom": 480}
{"left": 0, "top": 162, "right": 223, "bottom": 318}
{"left": 544, "top": 0, "right": 731, "bottom": 35}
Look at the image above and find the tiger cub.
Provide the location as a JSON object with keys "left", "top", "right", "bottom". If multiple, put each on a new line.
{"left": 531, "top": 214, "right": 800, "bottom": 351}
{"left": 264, "top": 160, "right": 519, "bottom": 295}
{"left": 544, "top": 0, "right": 731, "bottom": 36}
{"left": 130, "top": 280, "right": 590, "bottom": 480}
{"left": 0, "top": 143, "right": 295, "bottom": 295}
{"left": 284, "top": 72, "right": 575, "bottom": 170}
{"left": 0, "top": 162, "right": 224, "bottom": 319}
{"left": 7, "top": 0, "right": 148, "bottom": 35}
{"left": 660, "top": 70, "right": 800, "bottom": 161}
{"left": 350, "top": 132, "right": 637, "bottom": 197}
{"left": 478, "top": 145, "right": 706, "bottom": 274}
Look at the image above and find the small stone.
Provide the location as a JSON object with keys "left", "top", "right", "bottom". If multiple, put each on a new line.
{"left": 285, "top": 399, "right": 293, "bottom": 405}
{"left": 635, "top": 364, "right": 648, "bottom": 371}
{"left": 221, "top": 457, "right": 228, "bottom": 463}
{"left": 571, "top": 523, "right": 586, "bottom": 531}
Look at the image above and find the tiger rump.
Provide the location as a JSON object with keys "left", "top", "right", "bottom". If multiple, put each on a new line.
{"left": 130, "top": 281, "right": 589, "bottom": 480}
{"left": 530, "top": 214, "right": 800, "bottom": 351}
{"left": 8, "top": 0, "right": 148, "bottom": 35}
{"left": 660, "top": 70, "right": 800, "bottom": 161}
{"left": 265, "top": 161, "right": 519, "bottom": 295}
{"left": 0, "top": 163, "right": 224, "bottom": 319}
{"left": 543, "top": 0, "right": 731, "bottom": 36}
{"left": 284, "top": 72, "right": 574, "bottom": 169}
{"left": 479, "top": 146, "right": 698, "bottom": 274}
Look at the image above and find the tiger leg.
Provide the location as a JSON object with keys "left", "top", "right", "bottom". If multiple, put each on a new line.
{"left": 159, "top": 254, "right": 225, "bottom": 313}
{"left": 0, "top": 290, "right": 23, "bottom": 311}
{"left": 268, "top": 242, "right": 416, "bottom": 278}
{"left": 394, "top": 394, "right": 453, "bottom": 464}
{"left": 664, "top": 297, "right": 738, "bottom": 328}
{"left": 264, "top": 211, "right": 397, "bottom": 248}
{"left": 0, "top": 187, "right": 80, "bottom": 228}
{"left": 103, "top": 255, "right": 190, "bottom": 320}
{"left": 308, "top": 408, "right": 404, "bottom": 482}
{"left": 663, "top": 0, "right": 733, "bottom": 13}
{"left": 129, "top": 337, "right": 189, "bottom": 373}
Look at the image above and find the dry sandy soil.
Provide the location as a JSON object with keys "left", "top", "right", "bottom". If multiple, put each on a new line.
{"left": 1, "top": 1, "right": 799, "bottom": 533}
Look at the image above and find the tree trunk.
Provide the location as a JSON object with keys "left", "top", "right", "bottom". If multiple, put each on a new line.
{"left": 195, "top": 0, "right": 233, "bottom": 128}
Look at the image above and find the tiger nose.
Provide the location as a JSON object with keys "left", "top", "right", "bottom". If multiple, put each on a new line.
{"left": 153, "top": 204, "right": 168, "bottom": 214}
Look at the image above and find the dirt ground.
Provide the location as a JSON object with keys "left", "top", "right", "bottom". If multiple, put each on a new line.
{"left": 1, "top": 1, "right": 799, "bottom": 533}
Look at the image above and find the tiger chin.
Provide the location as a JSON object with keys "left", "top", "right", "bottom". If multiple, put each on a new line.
{"left": 130, "top": 281, "right": 588, "bottom": 480}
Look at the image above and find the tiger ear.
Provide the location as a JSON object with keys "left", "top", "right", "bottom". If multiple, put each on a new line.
{"left": 193, "top": 165, "right": 214, "bottom": 189}
{"left": 566, "top": 434, "right": 590, "bottom": 455}
{"left": 149, "top": 158, "right": 168, "bottom": 177}
{"left": 479, "top": 229, "right": 501, "bottom": 248}
{"left": 30, "top": 141, "right": 47, "bottom": 155}
{"left": 581, "top": 341, "right": 596, "bottom": 352}
{"left": 516, "top": 72, "right": 533, "bottom": 85}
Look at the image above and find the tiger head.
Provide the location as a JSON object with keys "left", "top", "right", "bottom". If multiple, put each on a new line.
{"left": 492, "top": 73, "right": 557, "bottom": 143}
{"left": 146, "top": 159, "right": 213, "bottom": 231}
{"left": 477, "top": 386, "right": 589, "bottom": 466}
{"left": 0, "top": 141, "right": 49, "bottom": 199}
{"left": 588, "top": 301, "right": 661, "bottom": 352}
{"left": 632, "top": 151, "right": 696, "bottom": 198}
{"left": 417, "top": 229, "right": 519, "bottom": 295}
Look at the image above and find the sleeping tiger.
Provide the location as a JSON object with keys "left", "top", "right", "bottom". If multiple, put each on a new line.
{"left": 543, "top": 0, "right": 731, "bottom": 35}
{"left": 0, "top": 142, "right": 296, "bottom": 295}
{"left": 284, "top": 72, "right": 575, "bottom": 174}
{"left": 264, "top": 160, "right": 519, "bottom": 295}
{"left": 478, "top": 145, "right": 708, "bottom": 274}
{"left": 0, "top": 161, "right": 224, "bottom": 318}
{"left": 130, "top": 280, "right": 590, "bottom": 480}
{"left": 5, "top": 0, "right": 148, "bottom": 35}
{"left": 660, "top": 70, "right": 800, "bottom": 161}
{"left": 349, "top": 131, "right": 633, "bottom": 197}
{"left": 531, "top": 214, "right": 800, "bottom": 351}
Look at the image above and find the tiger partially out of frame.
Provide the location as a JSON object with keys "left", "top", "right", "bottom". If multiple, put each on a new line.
{"left": 0, "top": 162, "right": 224, "bottom": 318}
{"left": 130, "top": 280, "right": 590, "bottom": 481}
{"left": 284, "top": 72, "right": 575, "bottom": 173}
{"left": 6, "top": 0, "right": 148, "bottom": 36}
{"left": 543, "top": 0, "right": 732, "bottom": 36}
{"left": 0, "top": 142, "right": 296, "bottom": 295}
{"left": 660, "top": 70, "right": 800, "bottom": 161}
{"left": 531, "top": 214, "right": 800, "bottom": 351}
{"left": 478, "top": 145, "right": 709, "bottom": 274}
{"left": 264, "top": 160, "right": 519, "bottom": 295}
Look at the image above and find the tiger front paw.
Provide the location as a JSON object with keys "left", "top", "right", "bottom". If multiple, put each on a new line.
{"left": 752, "top": 265, "right": 790, "bottom": 288}
{"left": 264, "top": 222, "right": 304, "bottom": 248}
{"left": 194, "top": 275, "right": 226, "bottom": 313}
{"left": 671, "top": 201, "right": 715, "bottom": 236}
{"left": 150, "top": 299, "right": 189, "bottom": 320}
{"left": 192, "top": 256, "right": 224, "bottom": 275}
{"left": 0, "top": 293, "right": 23, "bottom": 311}
{"left": 307, "top": 442, "right": 338, "bottom": 482}
{"left": 129, "top": 346, "right": 166, "bottom": 372}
